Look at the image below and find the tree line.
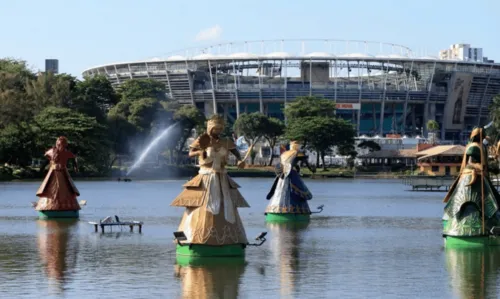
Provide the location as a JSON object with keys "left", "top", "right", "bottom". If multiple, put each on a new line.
{"left": 0, "top": 58, "right": 357, "bottom": 178}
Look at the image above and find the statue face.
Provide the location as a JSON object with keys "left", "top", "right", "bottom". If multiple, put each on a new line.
{"left": 291, "top": 142, "right": 301, "bottom": 151}
{"left": 210, "top": 126, "right": 223, "bottom": 137}
{"left": 56, "top": 138, "right": 67, "bottom": 150}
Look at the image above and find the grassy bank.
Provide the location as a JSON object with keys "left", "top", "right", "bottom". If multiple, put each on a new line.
{"left": 1, "top": 164, "right": 405, "bottom": 181}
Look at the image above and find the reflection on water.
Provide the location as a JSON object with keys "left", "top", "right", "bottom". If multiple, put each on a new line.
{"left": 267, "top": 221, "right": 309, "bottom": 298}
{"left": 445, "top": 247, "right": 500, "bottom": 299}
{"left": 2, "top": 178, "right": 498, "bottom": 298}
{"left": 174, "top": 257, "right": 247, "bottom": 299}
{"left": 37, "top": 219, "right": 79, "bottom": 295}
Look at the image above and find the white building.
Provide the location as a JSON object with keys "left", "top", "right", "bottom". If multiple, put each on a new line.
{"left": 439, "top": 44, "right": 483, "bottom": 62}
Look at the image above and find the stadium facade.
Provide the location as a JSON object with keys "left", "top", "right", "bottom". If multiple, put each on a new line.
{"left": 82, "top": 39, "right": 500, "bottom": 142}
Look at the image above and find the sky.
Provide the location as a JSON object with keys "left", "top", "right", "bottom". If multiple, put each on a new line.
{"left": 1, "top": 0, "right": 499, "bottom": 78}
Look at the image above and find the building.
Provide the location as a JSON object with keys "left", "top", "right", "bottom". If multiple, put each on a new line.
{"left": 45, "top": 59, "right": 59, "bottom": 74}
{"left": 82, "top": 39, "right": 500, "bottom": 143}
{"left": 357, "top": 143, "right": 465, "bottom": 175}
{"left": 439, "top": 44, "right": 484, "bottom": 62}
{"left": 416, "top": 145, "right": 465, "bottom": 176}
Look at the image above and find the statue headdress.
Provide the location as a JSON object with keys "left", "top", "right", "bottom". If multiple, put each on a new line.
{"left": 56, "top": 136, "right": 68, "bottom": 147}
{"left": 469, "top": 127, "right": 483, "bottom": 142}
{"left": 289, "top": 140, "right": 302, "bottom": 151}
{"left": 207, "top": 115, "right": 225, "bottom": 134}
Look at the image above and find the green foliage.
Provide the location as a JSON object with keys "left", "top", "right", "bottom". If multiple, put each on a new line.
{"left": 72, "top": 75, "right": 119, "bottom": 121}
{"left": 118, "top": 79, "right": 167, "bottom": 101}
{"left": 0, "top": 123, "right": 38, "bottom": 166}
{"left": 25, "top": 72, "right": 76, "bottom": 111}
{"left": 262, "top": 117, "right": 285, "bottom": 165}
{"left": 173, "top": 105, "right": 206, "bottom": 157}
{"left": 284, "top": 96, "right": 336, "bottom": 119}
{"left": 426, "top": 120, "right": 440, "bottom": 132}
{"left": 0, "top": 58, "right": 35, "bottom": 84}
{"left": 284, "top": 96, "right": 356, "bottom": 169}
{"left": 107, "top": 114, "right": 138, "bottom": 156}
{"left": 0, "top": 58, "right": 188, "bottom": 177}
{"left": 233, "top": 112, "right": 268, "bottom": 145}
{"left": 34, "top": 107, "right": 110, "bottom": 174}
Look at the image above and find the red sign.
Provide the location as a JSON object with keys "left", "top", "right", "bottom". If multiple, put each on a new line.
{"left": 336, "top": 103, "right": 360, "bottom": 110}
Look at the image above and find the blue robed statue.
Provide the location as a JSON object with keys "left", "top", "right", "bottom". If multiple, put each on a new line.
{"left": 265, "top": 140, "right": 316, "bottom": 217}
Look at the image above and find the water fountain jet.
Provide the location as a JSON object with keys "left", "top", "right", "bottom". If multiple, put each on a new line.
{"left": 126, "top": 123, "right": 178, "bottom": 176}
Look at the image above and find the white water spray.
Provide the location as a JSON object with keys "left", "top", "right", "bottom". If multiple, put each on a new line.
{"left": 126, "top": 123, "right": 178, "bottom": 176}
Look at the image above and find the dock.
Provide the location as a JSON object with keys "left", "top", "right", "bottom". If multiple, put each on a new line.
{"left": 89, "top": 216, "right": 143, "bottom": 233}
{"left": 403, "top": 175, "right": 500, "bottom": 192}
{"left": 402, "top": 176, "right": 455, "bottom": 192}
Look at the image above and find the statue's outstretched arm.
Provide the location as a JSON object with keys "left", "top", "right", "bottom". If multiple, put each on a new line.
{"left": 230, "top": 149, "right": 242, "bottom": 161}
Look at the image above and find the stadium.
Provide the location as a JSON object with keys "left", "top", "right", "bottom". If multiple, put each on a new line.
{"left": 82, "top": 39, "right": 500, "bottom": 142}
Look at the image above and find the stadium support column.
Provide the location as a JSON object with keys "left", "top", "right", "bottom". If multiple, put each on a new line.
{"left": 127, "top": 64, "right": 133, "bottom": 79}
{"left": 333, "top": 60, "right": 338, "bottom": 101}
{"left": 258, "top": 60, "right": 263, "bottom": 113}
{"left": 423, "top": 61, "right": 437, "bottom": 138}
{"left": 163, "top": 62, "right": 173, "bottom": 100}
{"left": 144, "top": 62, "right": 151, "bottom": 78}
{"left": 284, "top": 60, "right": 288, "bottom": 125}
{"left": 309, "top": 58, "right": 313, "bottom": 96}
{"left": 207, "top": 60, "right": 217, "bottom": 114}
{"left": 232, "top": 60, "right": 241, "bottom": 117}
{"left": 113, "top": 65, "right": 121, "bottom": 84}
{"left": 477, "top": 64, "right": 494, "bottom": 126}
{"left": 379, "top": 62, "right": 390, "bottom": 136}
{"left": 185, "top": 60, "right": 195, "bottom": 105}
{"left": 402, "top": 61, "right": 414, "bottom": 136}
{"left": 357, "top": 61, "right": 363, "bottom": 136}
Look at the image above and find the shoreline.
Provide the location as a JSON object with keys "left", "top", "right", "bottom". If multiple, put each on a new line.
{"left": 0, "top": 165, "right": 411, "bottom": 182}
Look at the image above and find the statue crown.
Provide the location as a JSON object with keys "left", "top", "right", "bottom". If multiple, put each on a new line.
{"left": 207, "top": 114, "right": 225, "bottom": 127}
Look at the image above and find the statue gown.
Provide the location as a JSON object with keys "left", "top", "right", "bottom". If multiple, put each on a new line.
{"left": 265, "top": 149, "right": 312, "bottom": 214}
{"left": 443, "top": 142, "right": 500, "bottom": 236}
{"left": 35, "top": 149, "right": 81, "bottom": 212}
{"left": 171, "top": 137, "right": 249, "bottom": 246}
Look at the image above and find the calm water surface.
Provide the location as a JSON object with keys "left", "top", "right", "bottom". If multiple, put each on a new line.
{"left": 0, "top": 178, "right": 498, "bottom": 299}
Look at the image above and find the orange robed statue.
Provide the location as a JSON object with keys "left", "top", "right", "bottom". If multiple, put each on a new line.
{"left": 34, "top": 136, "right": 82, "bottom": 219}
{"left": 171, "top": 115, "right": 253, "bottom": 257}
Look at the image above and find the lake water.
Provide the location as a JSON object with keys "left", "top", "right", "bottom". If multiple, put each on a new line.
{"left": 0, "top": 178, "right": 498, "bottom": 299}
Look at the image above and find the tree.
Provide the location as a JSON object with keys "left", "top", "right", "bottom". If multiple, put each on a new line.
{"left": 426, "top": 120, "right": 440, "bottom": 144}
{"left": 262, "top": 117, "right": 285, "bottom": 165}
{"left": 426, "top": 120, "right": 439, "bottom": 133}
{"left": 0, "top": 88, "right": 32, "bottom": 127}
{"left": 73, "top": 75, "right": 119, "bottom": 122}
{"left": 233, "top": 112, "right": 268, "bottom": 164}
{"left": 173, "top": 105, "right": 206, "bottom": 164}
{"left": 118, "top": 79, "right": 167, "bottom": 101}
{"left": 107, "top": 114, "right": 138, "bottom": 168}
{"left": 34, "top": 107, "right": 110, "bottom": 174}
{"left": 0, "top": 58, "right": 35, "bottom": 85}
{"left": 284, "top": 96, "right": 356, "bottom": 169}
{"left": 284, "top": 96, "right": 336, "bottom": 119}
{"left": 338, "top": 143, "right": 358, "bottom": 169}
{"left": 25, "top": 72, "right": 76, "bottom": 113}
{"left": 0, "top": 122, "right": 38, "bottom": 167}
{"left": 126, "top": 98, "right": 170, "bottom": 133}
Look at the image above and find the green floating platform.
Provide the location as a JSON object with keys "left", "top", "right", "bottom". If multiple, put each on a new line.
{"left": 265, "top": 213, "right": 310, "bottom": 222}
{"left": 176, "top": 243, "right": 246, "bottom": 258}
{"left": 38, "top": 210, "right": 79, "bottom": 219}
{"left": 176, "top": 255, "right": 246, "bottom": 266}
{"left": 444, "top": 235, "right": 500, "bottom": 247}
{"left": 442, "top": 219, "right": 500, "bottom": 247}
